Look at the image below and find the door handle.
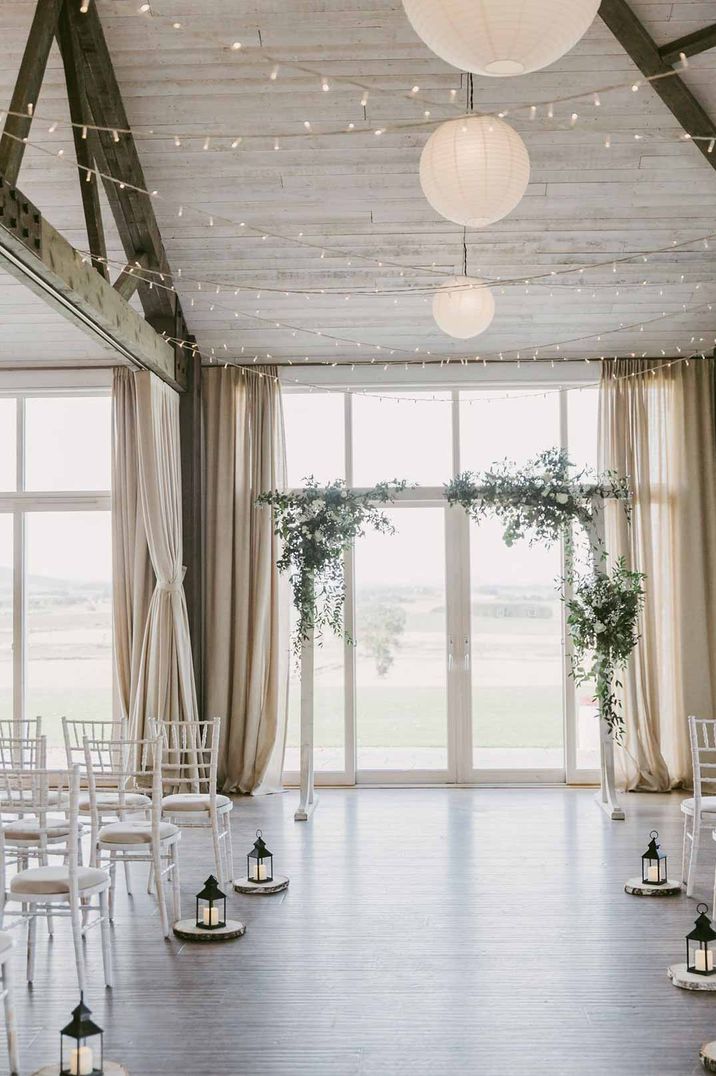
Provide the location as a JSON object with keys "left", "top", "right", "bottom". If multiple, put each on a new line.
{"left": 448, "top": 637, "right": 454, "bottom": 672}
{"left": 463, "top": 637, "right": 470, "bottom": 670}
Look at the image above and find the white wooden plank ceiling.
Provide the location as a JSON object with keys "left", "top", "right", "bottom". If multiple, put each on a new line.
{"left": 0, "top": 0, "right": 715, "bottom": 367}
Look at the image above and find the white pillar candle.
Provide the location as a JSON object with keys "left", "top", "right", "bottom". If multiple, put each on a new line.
{"left": 647, "top": 865, "right": 660, "bottom": 883}
{"left": 69, "top": 1045, "right": 94, "bottom": 1076}
{"left": 695, "top": 949, "right": 714, "bottom": 972}
{"left": 251, "top": 863, "right": 267, "bottom": 882}
{"left": 202, "top": 906, "right": 219, "bottom": 927}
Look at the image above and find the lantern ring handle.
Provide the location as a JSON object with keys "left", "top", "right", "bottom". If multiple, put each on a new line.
{"left": 649, "top": 830, "right": 658, "bottom": 839}
{"left": 256, "top": 828, "right": 262, "bottom": 838}
{"left": 698, "top": 903, "right": 709, "bottom": 915}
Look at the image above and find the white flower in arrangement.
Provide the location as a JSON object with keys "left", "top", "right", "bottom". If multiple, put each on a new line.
{"left": 595, "top": 622, "right": 607, "bottom": 632}
{"left": 555, "top": 492, "right": 569, "bottom": 505}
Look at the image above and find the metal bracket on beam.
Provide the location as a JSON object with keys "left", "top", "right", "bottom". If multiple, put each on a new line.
{"left": 0, "top": 179, "right": 42, "bottom": 254}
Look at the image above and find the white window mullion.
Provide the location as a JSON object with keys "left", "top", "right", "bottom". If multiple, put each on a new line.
{"left": 344, "top": 392, "right": 356, "bottom": 784}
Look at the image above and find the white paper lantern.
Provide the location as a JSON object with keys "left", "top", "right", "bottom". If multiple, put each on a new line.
{"left": 433, "top": 277, "right": 495, "bottom": 338}
{"left": 402, "top": 0, "right": 600, "bottom": 76}
{"left": 420, "top": 116, "right": 529, "bottom": 227}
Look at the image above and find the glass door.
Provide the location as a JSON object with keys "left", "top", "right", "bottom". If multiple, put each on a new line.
{"left": 354, "top": 504, "right": 451, "bottom": 781}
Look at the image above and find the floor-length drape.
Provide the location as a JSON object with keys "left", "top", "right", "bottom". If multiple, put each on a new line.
{"left": 126, "top": 371, "right": 199, "bottom": 737}
{"left": 203, "top": 366, "right": 288, "bottom": 794}
{"left": 112, "top": 369, "right": 154, "bottom": 728}
{"left": 599, "top": 359, "right": 716, "bottom": 789}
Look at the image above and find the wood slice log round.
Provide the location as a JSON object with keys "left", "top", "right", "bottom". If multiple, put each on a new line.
{"left": 624, "top": 877, "right": 682, "bottom": 896}
{"left": 668, "top": 963, "right": 716, "bottom": 991}
{"left": 233, "top": 875, "right": 290, "bottom": 895}
{"left": 172, "top": 918, "right": 246, "bottom": 942}
{"left": 700, "top": 1041, "right": 716, "bottom": 1071}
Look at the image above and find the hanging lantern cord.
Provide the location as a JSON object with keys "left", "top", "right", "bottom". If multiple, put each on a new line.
{"left": 462, "top": 227, "right": 468, "bottom": 277}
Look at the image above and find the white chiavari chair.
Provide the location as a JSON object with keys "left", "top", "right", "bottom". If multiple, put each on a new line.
{"left": 152, "top": 718, "right": 234, "bottom": 885}
{"left": 682, "top": 716, "right": 716, "bottom": 898}
{"left": 0, "top": 766, "right": 112, "bottom": 991}
{"left": 0, "top": 720, "right": 41, "bottom": 765}
{"left": 84, "top": 735, "right": 181, "bottom": 938}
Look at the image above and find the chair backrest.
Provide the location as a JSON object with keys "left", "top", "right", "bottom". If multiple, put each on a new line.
{"left": 688, "top": 716, "right": 716, "bottom": 807}
{"left": 150, "top": 718, "right": 220, "bottom": 798}
{"left": 0, "top": 718, "right": 41, "bottom": 743}
{"left": 0, "top": 734, "right": 46, "bottom": 772}
{"left": 0, "top": 766, "right": 80, "bottom": 883}
{"left": 83, "top": 735, "right": 163, "bottom": 833}
{"left": 62, "top": 718, "right": 119, "bottom": 769}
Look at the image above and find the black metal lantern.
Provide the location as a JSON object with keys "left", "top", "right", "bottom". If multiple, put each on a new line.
{"left": 195, "top": 875, "right": 226, "bottom": 930}
{"left": 60, "top": 993, "right": 103, "bottom": 1075}
{"left": 686, "top": 904, "right": 716, "bottom": 976}
{"left": 247, "top": 829, "right": 274, "bottom": 883}
{"left": 641, "top": 830, "right": 668, "bottom": 886}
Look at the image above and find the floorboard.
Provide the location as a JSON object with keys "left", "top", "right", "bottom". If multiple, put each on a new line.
{"left": 3, "top": 787, "right": 712, "bottom": 1075}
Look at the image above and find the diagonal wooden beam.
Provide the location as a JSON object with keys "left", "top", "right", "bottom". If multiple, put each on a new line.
{"left": 660, "top": 23, "right": 716, "bottom": 66}
{"left": 0, "top": 177, "right": 184, "bottom": 389}
{"left": 599, "top": 0, "right": 716, "bottom": 171}
{"left": 68, "top": 0, "right": 176, "bottom": 324}
{"left": 56, "top": 2, "right": 108, "bottom": 280}
{"left": 0, "top": 0, "right": 64, "bottom": 185}
{"left": 113, "top": 251, "right": 151, "bottom": 301}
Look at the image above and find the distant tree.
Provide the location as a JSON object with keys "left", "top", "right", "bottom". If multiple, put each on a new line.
{"left": 362, "top": 603, "right": 406, "bottom": 677}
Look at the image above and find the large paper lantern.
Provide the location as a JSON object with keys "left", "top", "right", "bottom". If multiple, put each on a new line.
{"left": 433, "top": 277, "right": 495, "bottom": 339}
{"left": 420, "top": 116, "right": 529, "bottom": 227}
{"left": 402, "top": 0, "right": 601, "bottom": 76}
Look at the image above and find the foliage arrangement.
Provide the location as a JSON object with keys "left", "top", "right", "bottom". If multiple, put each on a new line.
{"left": 361, "top": 601, "right": 407, "bottom": 678}
{"left": 445, "top": 448, "right": 642, "bottom": 741}
{"left": 445, "top": 448, "right": 631, "bottom": 549}
{"left": 257, "top": 477, "right": 407, "bottom": 652}
{"left": 565, "top": 559, "right": 646, "bottom": 738}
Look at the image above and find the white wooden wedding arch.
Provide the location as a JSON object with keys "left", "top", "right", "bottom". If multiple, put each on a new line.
{"left": 294, "top": 487, "right": 625, "bottom": 823}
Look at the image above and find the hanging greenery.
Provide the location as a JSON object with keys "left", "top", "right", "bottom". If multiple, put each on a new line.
{"left": 445, "top": 447, "right": 631, "bottom": 549}
{"left": 565, "top": 559, "right": 646, "bottom": 737}
{"left": 257, "top": 478, "right": 407, "bottom": 652}
{"left": 445, "top": 448, "right": 642, "bottom": 740}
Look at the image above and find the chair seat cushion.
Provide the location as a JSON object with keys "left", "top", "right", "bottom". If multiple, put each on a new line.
{"left": 10, "top": 865, "right": 107, "bottom": 896}
{"left": 162, "top": 793, "right": 231, "bottom": 813}
{"left": 3, "top": 816, "right": 71, "bottom": 841}
{"left": 98, "top": 820, "right": 179, "bottom": 845}
{"left": 681, "top": 796, "right": 716, "bottom": 817}
{"left": 79, "top": 791, "right": 151, "bottom": 814}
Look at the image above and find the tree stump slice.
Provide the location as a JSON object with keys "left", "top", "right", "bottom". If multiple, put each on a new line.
{"left": 700, "top": 1041, "right": 716, "bottom": 1071}
{"left": 668, "top": 964, "right": 716, "bottom": 990}
{"left": 624, "top": 877, "right": 682, "bottom": 896}
{"left": 233, "top": 875, "right": 289, "bottom": 895}
{"left": 172, "top": 918, "right": 246, "bottom": 942}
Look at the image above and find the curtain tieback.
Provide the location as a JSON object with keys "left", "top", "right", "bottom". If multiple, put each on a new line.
{"left": 157, "top": 566, "right": 186, "bottom": 593}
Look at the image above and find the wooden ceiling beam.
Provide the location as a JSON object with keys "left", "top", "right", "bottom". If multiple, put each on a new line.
{"left": 67, "top": 0, "right": 176, "bottom": 324}
{"left": 0, "top": 0, "right": 63, "bottom": 186}
{"left": 56, "top": 2, "right": 108, "bottom": 281}
{"left": 659, "top": 23, "right": 716, "bottom": 66}
{"left": 0, "top": 177, "right": 183, "bottom": 388}
{"left": 599, "top": 0, "right": 716, "bottom": 171}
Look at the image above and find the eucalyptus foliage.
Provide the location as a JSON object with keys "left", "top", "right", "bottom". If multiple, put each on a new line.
{"left": 445, "top": 448, "right": 642, "bottom": 740}
{"left": 257, "top": 477, "right": 407, "bottom": 651}
{"left": 566, "top": 559, "right": 645, "bottom": 738}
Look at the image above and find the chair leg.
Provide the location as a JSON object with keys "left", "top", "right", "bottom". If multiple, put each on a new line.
{"left": 681, "top": 815, "right": 691, "bottom": 885}
{"left": 25, "top": 914, "right": 36, "bottom": 985}
{"left": 152, "top": 847, "right": 170, "bottom": 939}
{"left": 123, "top": 860, "right": 133, "bottom": 896}
{"left": 211, "top": 815, "right": 223, "bottom": 884}
{"left": 688, "top": 823, "right": 701, "bottom": 898}
{"left": 2, "top": 961, "right": 19, "bottom": 1076}
{"left": 147, "top": 861, "right": 154, "bottom": 895}
{"left": 108, "top": 855, "right": 116, "bottom": 923}
{"left": 224, "top": 813, "right": 235, "bottom": 883}
{"left": 170, "top": 845, "right": 181, "bottom": 925}
{"left": 99, "top": 889, "right": 112, "bottom": 989}
{"left": 69, "top": 898, "right": 86, "bottom": 995}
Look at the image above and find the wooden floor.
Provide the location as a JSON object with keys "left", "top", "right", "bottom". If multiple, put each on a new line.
{"left": 4, "top": 787, "right": 714, "bottom": 1075}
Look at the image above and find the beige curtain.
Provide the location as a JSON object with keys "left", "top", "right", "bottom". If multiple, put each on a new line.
{"left": 117, "top": 370, "right": 199, "bottom": 737}
{"left": 112, "top": 369, "right": 154, "bottom": 727}
{"left": 203, "top": 366, "right": 289, "bottom": 794}
{"left": 599, "top": 359, "right": 716, "bottom": 789}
